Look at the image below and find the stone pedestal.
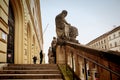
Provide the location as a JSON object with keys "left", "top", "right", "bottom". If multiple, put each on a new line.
{"left": 56, "top": 46, "right": 66, "bottom": 64}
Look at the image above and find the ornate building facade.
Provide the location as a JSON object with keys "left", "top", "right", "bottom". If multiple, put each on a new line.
{"left": 86, "top": 26, "right": 120, "bottom": 52}
{"left": 0, "top": 0, "right": 43, "bottom": 64}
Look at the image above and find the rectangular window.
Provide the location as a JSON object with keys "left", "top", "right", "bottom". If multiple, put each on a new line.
{"left": 96, "top": 43, "right": 98, "bottom": 46}
{"left": 104, "top": 40, "right": 106, "bottom": 43}
{"left": 115, "top": 42, "right": 117, "bottom": 47}
{"left": 110, "top": 43, "right": 112, "bottom": 48}
{"left": 2, "top": 32, "right": 7, "bottom": 41}
{"left": 101, "top": 41, "right": 103, "bottom": 44}
{"left": 99, "top": 42, "right": 100, "bottom": 45}
{"left": 109, "top": 36, "right": 111, "bottom": 40}
{"left": 105, "top": 45, "right": 106, "bottom": 49}
{"left": 113, "top": 34, "right": 115, "bottom": 38}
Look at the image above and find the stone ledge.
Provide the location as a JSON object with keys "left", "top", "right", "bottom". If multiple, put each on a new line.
{"left": 0, "top": 63, "right": 7, "bottom": 70}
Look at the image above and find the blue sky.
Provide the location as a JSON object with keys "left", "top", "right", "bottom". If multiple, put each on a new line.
{"left": 40, "top": 0, "right": 120, "bottom": 63}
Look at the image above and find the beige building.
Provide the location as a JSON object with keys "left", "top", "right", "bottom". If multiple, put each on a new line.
{"left": 108, "top": 26, "right": 120, "bottom": 52}
{"left": 86, "top": 33, "right": 109, "bottom": 50}
{"left": 86, "top": 26, "right": 120, "bottom": 52}
{"left": 0, "top": 0, "right": 43, "bottom": 64}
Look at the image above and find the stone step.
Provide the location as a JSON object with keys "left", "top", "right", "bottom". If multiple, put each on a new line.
{"left": 0, "top": 70, "right": 60, "bottom": 74}
{"left": 3, "top": 66, "right": 59, "bottom": 70}
{"left": 6, "top": 65, "right": 58, "bottom": 69}
{"left": 2, "top": 79, "right": 63, "bottom": 80}
{"left": 0, "top": 74, "right": 63, "bottom": 79}
{"left": 8, "top": 64, "right": 58, "bottom": 67}
{"left": 1, "top": 64, "right": 63, "bottom": 79}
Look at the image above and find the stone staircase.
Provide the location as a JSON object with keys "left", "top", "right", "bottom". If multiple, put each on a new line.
{"left": 0, "top": 64, "right": 63, "bottom": 80}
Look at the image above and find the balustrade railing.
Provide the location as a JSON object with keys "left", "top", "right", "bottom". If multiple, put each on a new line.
{"left": 56, "top": 41, "right": 120, "bottom": 80}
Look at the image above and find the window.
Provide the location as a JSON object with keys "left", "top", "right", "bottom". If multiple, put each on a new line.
{"left": 105, "top": 45, "right": 106, "bottom": 49}
{"left": 110, "top": 43, "right": 112, "bottom": 48}
{"left": 115, "top": 42, "right": 117, "bottom": 47}
{"left": 96, "top": 43, "right": 98, "bottom": 46}
{"left": 104, "top": 40, "right": 106, "bottom": 43}
{"left": 101, "top": 41, "right": 103, "bottom": 44}
{"left": 109, "top": 36, "right": 111, "bottom": 40}
{"left": 2, "top": 32, "right": 7, "bottom": 41}
{"left": 113, "top": 34, "right": 115, "bottom": 38}
{"left": 99, "top": 42, "right": 100, "bottom": 45}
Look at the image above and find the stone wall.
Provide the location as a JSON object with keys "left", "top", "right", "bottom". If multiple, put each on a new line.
{"left": 0, "top": 0, "right": 43, "bottom": 64}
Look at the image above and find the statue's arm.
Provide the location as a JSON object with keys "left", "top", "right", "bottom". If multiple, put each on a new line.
{"left": 63, "top": 19, "right": 71, "bottom": 25}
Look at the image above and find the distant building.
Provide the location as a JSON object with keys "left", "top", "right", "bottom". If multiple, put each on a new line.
{"left": 86, "top": 26, "right": 120, "bottom": 52}
{"left": 0, "top": 0, "right": 43, "bottom": 64}
{"left": 108, "top": 26, "right": 120, "bottom": 52}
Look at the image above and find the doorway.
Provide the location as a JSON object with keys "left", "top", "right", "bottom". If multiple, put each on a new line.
{"left": 7, "top": 1, "right": 15, "bottom": 63}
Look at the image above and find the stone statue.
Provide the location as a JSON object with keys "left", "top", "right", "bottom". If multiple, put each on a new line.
{"left": 55, "top": 10, "right": 79, "bottom": 43}
{"left": 51, "top": 37, "right": 57, "bottom": 63}
{"left": 69, "top": 26, "right": 79, "bottom": 42}
{"left": 55, "top": 10, "right": 70, "bottom": 39}
{"left": 48, "top": 47, "right": 54, "bottom": 64}
{"left": 51, "top": 37, "right": 57, "bottom": 49}
{"left": 48, "top": 37, "right": 57, "bottom": 64}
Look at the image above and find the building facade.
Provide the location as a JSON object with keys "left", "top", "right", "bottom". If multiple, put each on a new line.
{"left": 86, "top": 26, "right": 120, "bottom": 52}
{"left": 87, "top": 33, "right": 109, "bottom": 50}
{"left": 0, "top": 0, "right": 43, "bottom": 64}
{"left": 108, "top": 26, "right": 120, "bottom": 52}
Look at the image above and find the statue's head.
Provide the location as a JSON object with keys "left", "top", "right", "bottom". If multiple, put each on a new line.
{"left": 53, "top": 37, "right": 56, "bottom": 40}
{"left": 62, "top": 10, "right": 67, "bottom": 17}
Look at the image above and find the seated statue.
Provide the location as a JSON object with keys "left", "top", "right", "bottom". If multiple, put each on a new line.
{"left": 55, "top": 10, "right": 79, "bottom": 43}
{"left": 55, "top": 10, "right": 70, "bottom": 39}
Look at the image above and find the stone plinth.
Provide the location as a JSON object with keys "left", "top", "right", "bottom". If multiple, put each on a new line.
{"left": 56, "top": 46, "right": 66, "bottom": 64}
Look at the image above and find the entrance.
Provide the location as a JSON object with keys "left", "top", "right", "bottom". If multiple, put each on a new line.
{"left": 7, "top": 1, "right": 15, "bottom": 63}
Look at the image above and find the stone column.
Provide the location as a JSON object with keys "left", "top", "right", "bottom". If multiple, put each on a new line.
{"left": 90, "top": 68, "right": 97, "bottom": 80}
{"left": 79, "top": 61, "right": 85, "bottom": 80}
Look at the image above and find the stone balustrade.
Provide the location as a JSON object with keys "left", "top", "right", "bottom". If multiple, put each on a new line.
{"left": 56, "top": 40, "right": 120, "bottom": 80}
